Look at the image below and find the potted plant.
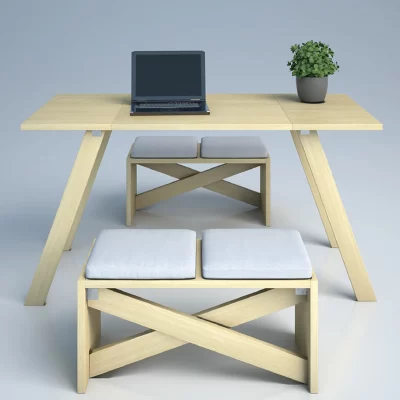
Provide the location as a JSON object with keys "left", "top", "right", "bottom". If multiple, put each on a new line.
{"left": 287, "top": 40, "right": 339, "bottom": 103}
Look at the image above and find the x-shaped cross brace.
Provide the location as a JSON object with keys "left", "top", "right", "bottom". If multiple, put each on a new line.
{"left": 127, "top": 161, "right": 271, "bottom": 226}
{"left": 136, "top": 163, "right": 262, "bottom": 208}
{"left": 87, "top": 288, "right": 308, "bottom": 383}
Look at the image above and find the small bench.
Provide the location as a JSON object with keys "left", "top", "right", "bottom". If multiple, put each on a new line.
{"left": 77, "top": 228, "right": 318, "bottom": 394}
{"left": 126, "top": 136, "right": 270, "bottom": 226}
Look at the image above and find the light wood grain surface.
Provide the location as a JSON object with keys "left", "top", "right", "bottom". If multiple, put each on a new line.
{"left": 22, "top": 94, "right": 125, "bottom": 131}
{"left": 25, "top": 130, "right": 111, "bottom": 306}
{"left": 21, "top": 93, "right": 382, "bottom": 131}
{"left": 89, "top": 288, "right": 308, "bottom": 384}
{"left": 291, "top": 131, "right": 376, "bottom": 301}
{"left": 278, "top": 94, "right": 382, "bottom": 130}
{"left": 89, "top": 288, "right": 304, "bottom": 377}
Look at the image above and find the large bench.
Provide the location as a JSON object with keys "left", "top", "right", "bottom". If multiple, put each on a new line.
{"left": 77, "top": 228, "right": 318, "bottom": 394}
{"left": 126, "top": 136, "right": 271, "bottom": 226}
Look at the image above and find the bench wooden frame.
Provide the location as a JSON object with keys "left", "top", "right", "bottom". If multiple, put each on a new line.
{"left": 126, "top": 145, "right": 271, "bottom": 226}
{"left": 77, "top": 240, "right": 318, "bottom": 394}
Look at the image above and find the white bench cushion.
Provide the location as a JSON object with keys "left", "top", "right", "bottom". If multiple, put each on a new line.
{"left": 131, "top": 136, "right": 198, "bottom": 158}
{"left": 86, "top": 229, "right": 197, "bottom": 279}
{"left": 201, "top": 136, "right": 268, "bottom": 158}
{"left": 202, "top": 229, "right": 312, "bottom": 279}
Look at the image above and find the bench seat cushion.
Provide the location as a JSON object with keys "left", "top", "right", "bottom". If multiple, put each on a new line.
{"left": 131, "top": 136, "right": 198, "bottom": 158}
{"left": 86, "top": 229, "right": 197, "bottom": 279}
{"left": 202, "top": 229, "right": 312, "bottom": 279}
{"left": 201, "top": 136, "right": 268, "bottom": 158}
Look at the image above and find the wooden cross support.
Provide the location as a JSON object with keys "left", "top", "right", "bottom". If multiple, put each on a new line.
{"left": 77, "top": 271, "right": 318, "bottom": 394}
{"left": 126, "top": 149, "right": 271, "bottom": 226}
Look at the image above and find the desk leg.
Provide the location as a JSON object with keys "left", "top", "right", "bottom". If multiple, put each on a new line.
{"left": 291, "top": 130, "right": 376, "bottom": 302}
{"left": 25, "top": 130, "right": 111, "bottom": 306}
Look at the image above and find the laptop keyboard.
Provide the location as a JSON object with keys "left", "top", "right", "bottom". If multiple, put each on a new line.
{"left": 136, "top": 102, "right": 200, "bottom": 109}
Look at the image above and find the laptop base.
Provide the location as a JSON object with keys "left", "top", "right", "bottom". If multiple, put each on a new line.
{"left": 130, "top": 103, "right": 210, "bottom": 116}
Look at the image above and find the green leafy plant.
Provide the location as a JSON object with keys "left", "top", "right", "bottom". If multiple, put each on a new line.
{"left": 287, "top": 40, "right": 339, "bottom": 78}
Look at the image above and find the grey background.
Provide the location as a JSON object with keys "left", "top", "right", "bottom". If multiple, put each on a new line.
{"left": 1, "top": 0, "right": 399, "bottom": 399}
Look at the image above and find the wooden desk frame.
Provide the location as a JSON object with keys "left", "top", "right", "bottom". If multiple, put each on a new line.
{"left": 22, "top": 94, "right": 381, "bottom": 305}
{"left": 77, "top": 240, "right": 318, "bottom": 394}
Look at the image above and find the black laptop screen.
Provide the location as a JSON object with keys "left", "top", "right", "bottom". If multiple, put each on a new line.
{"left": 134, "top": 54, "right": 203, "bottom": 98}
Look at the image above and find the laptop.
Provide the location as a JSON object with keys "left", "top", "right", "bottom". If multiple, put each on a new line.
{"left": 130, "top": 51, "right": 210, "bottom": 116}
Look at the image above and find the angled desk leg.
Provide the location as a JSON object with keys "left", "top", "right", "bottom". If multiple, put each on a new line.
{"left": 292, "top": 131, "right": 338, "bottom": 248}
{"left": 291, "top": 130, "right": 376, "bottom": 302}
{"left": 25, "top": 130, "right": 111, "bottom": 306}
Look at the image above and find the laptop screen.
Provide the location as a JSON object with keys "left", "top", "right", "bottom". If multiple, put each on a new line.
{"left": 132, "top": 51, "right": 205, "bottom": 101}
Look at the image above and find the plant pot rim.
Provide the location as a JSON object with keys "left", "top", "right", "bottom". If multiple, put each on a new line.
{"left": 296, "top": 76, "right": 329, "bottom": 79}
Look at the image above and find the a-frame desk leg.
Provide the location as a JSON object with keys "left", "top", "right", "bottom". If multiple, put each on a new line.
{"left": 291, "top": 130, "right": 376, "bottom": 302}
{"left": 25, "top": 130, "right": 111, "bottom": 306}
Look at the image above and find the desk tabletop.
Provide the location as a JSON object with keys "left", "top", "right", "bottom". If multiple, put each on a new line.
{"left": 21, "top": 93, "right": 382, "bottom": 131}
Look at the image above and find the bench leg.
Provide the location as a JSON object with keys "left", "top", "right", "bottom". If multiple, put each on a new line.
{"left": 77, "top": 281, "right": 101, "bottom": 394}
{"left": 295, "top": 300, "right": 308, "bottom": 358}
{"left": 126, "top": 161, "right": 137, "bottom": 226}
{"left": 260, "top": 158, "right": 271, "bottom": 226}
{"left": 295, "top": 278, "right": 318, "bottom": 393}
{"left": 308, "top": 277, "right": 318, "bottom": 393}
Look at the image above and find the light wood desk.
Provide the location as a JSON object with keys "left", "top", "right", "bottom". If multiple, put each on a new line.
{"left": 21, "top": 94, "right": 382, "bottom": 305}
